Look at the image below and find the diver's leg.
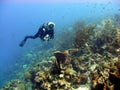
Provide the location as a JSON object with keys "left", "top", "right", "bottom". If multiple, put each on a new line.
{"left": 19, "top": 35, "right": 37, "bottom": 47}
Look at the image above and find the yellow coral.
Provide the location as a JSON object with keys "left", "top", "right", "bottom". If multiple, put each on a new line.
{"left": 65, "top": 68, "right": 76, "bottom": 75}
{"left": 24, "top": 71, "right": 32, "bottom": 80}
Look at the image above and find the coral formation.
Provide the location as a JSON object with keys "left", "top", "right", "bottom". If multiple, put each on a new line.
{"left": 1, "top": 80, "right": 26, "bottom": 90}
{"left": 117, "top": 28, "right": 120, "bottom": 46}
{"left": 74, "top": 24, "right": 95, "bottom": 48}
{"left": 24, "top": 71, "right": 32, "bottom": 81}
{"left": 1, "top": 18, "right": 120, "bottom": 90}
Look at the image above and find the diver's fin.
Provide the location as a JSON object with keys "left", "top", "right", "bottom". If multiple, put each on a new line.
{"left": 19, "top": 40, "right": 26, "bottom": 47}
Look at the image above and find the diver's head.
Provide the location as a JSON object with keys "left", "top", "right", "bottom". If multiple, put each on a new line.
{"left": 47, "top": 22, "right": 55, "bottom": 29}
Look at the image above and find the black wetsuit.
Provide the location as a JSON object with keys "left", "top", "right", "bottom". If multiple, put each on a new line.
{"left": 19, "top": 24, "right": 54, "bottom": 47}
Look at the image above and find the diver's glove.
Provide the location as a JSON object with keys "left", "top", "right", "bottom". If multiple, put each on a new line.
{"left": 43, "top": 34, "right": 50, "bottom": 41}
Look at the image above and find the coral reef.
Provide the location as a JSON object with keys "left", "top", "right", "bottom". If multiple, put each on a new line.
{"left": 91, "top": 19, "right": 119, "bottom": 55}
{"left": 1, "top": 18, "right": 120, "bottom": 90}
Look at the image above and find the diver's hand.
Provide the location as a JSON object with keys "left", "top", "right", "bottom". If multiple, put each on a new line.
{"left": 43, "top": 34, "right": 50, "bottom": 41}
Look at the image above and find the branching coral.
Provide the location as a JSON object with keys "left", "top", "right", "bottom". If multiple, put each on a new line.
{"left": 91, "top": 19, "right": 119, "bottom": 54}
{"left": 74, "top": 25, "right": 95, "bottom": 48}
{"left": 102, "top": 18, "right": 114, "bottom": 30}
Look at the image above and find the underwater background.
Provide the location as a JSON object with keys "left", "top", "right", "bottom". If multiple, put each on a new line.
{"left": 0, "top": 0, "right": 120, "bottom": 89}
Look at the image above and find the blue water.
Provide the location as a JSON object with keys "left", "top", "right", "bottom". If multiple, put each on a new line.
{"left": 0, "top": 2, "right": 119, "bottom": 87}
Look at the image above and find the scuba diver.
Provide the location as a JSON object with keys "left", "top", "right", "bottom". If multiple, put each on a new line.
{"left": 19, "top": 22, "right": 55, "bottom": 47}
